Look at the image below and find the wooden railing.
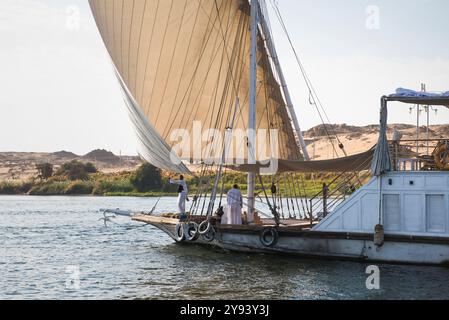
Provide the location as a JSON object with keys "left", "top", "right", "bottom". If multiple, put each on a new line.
{"left": 390, "top": 139, "right": 447, "bottom": 172}
{"left": 309, "top": 169, "right": 371, "bottom": 221}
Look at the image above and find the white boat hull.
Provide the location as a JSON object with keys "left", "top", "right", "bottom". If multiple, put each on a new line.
{"left": 133, "top": 215, "right": 449, "bottom": 266}
{"left": 217, "top": 232, "right": 449, "bottom": 266}
{"left": 131, "top": 171, "right": 449, "bottom": 266}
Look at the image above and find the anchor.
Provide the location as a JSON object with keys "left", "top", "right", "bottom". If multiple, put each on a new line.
{"left": 98, "top": 211, "right": 117, "bottom": 227}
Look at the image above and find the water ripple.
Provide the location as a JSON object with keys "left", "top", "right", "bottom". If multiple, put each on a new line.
{"left": 2, "top": 195, "right": 449, "bottom": 300}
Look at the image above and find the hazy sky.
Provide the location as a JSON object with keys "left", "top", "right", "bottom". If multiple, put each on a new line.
{"left": 1, "top": 0, "right": 448, "bottom": 155}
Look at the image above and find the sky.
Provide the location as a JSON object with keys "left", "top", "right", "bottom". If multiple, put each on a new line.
{"left": 0, "top": 0, "right": 448, "bottom": 155}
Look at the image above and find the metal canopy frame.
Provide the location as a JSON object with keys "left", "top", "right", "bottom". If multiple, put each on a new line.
{"left": 385, "top": 95, "right": 449, "bottom": 107}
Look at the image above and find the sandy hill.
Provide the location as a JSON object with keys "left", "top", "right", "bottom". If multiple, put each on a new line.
{"left": 82, "top": 149, "right": 120, "bottom": 163}
{"left": 303, "top": 124, "right": 449, "bottom": 160}
{"left": 0, "top": 150, "right": 142, "bottom": 181}
{"left": 52, "top": 151, "right": 79, "bottom": 159}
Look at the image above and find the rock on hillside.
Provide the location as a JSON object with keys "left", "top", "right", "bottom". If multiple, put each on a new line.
{"left": 82, "top": 149, "right": 120, "bottom": 163}
{"left": 51, "top": 151, "right": 79, "bottom": 159}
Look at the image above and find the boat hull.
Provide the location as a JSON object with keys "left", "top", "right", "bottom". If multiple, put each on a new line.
{"left": 133, "top": 215, "right": 449, "bottom": 266}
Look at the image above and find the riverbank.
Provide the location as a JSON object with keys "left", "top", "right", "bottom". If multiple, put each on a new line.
{"left": 0, "top": 175, "right": 176, "bottom": 197}
{"left": 0, "top": 172, "right": 336, "bottom": 198}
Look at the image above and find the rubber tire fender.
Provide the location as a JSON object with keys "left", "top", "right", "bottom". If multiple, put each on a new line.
{"left": 175, "top": 223, "right": 185, "bottom": 242}
{"left": 201, "top": 226, "right": 216, "bottom": 242}
{"left": 260, "top": 227, "right": 279, "bottom": 247}
{"left": 434, "top": 143, "right": 449, "bottom": 171}
{"left": 198, "top": 220, "right": 212, "bottom": 235}
{"left": 185, "top": 222, "right": 200, "bottom": 242}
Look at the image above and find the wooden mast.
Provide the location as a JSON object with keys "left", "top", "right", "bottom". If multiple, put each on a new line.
{"left": 247, "top": 0, "right": 259, "bottom": 223}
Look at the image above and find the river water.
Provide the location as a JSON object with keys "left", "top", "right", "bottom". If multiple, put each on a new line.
{"left": 1, "top": 195, "right": 449, "bottom": 300}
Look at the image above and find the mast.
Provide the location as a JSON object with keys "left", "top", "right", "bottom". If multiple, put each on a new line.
{"left": 257, "top": 3, "right": 310, "bottom": 161}
{"left": 247, "top": 0, "right": 259, "bottom": 223}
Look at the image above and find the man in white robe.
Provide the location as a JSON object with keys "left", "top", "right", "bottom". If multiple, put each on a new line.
{"left": 170, "top": 175, "right": 188, "bottom": 221}
{"left": 224, "top": 185, "right": 243, "bottom": 225}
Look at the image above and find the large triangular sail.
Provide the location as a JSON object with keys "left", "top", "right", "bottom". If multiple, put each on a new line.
{"left": 89, "top": 0, "right": 302, "bottom": 173}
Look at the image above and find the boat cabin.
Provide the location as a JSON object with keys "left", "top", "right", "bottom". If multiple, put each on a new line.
{"left": 315, "top": 91, "right": 449, "bottom": 237}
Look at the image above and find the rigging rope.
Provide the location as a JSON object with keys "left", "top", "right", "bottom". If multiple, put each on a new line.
{"left": 269, "top": 0, "right": 348, "bottom": 158}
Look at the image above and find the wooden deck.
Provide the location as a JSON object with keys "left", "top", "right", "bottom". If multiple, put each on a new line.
{"left": 132, "top": 214, "right": 316, "bottom": 231}
{"left": 133, "top": 214, "right": 179, "bottom": 225}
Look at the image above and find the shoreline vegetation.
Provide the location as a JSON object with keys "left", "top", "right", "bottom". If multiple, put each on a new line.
{"left": 2, "top": 123, "right": 448, "bottom": 198}
{"left": 0, "top": 161, "right": 339, "bottom": 198}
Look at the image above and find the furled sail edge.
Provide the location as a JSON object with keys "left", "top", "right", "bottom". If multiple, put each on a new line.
{"left": 257, "top": 1, "right": 309, "bottom": 160}
{"left": 113, "top": 66, "right": 191, "bottom": 174}
{"left": 227, "top": 147, "right": 375, "bottom": 174}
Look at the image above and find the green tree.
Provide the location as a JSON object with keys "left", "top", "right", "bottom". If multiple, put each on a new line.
{"left": 84, "top": 162, "right": 97, "bottom": 174}
{"left": 57, "top": 160, "right": 88, "bottom": 181}
{"left": 56, "top": 161, "right": 98, "bottom": 181}
{"left": 36, "top": 163, "right": 54, "bottom": 180}
{"left": 131, "top": 163, "right": 162, "bottom": 192}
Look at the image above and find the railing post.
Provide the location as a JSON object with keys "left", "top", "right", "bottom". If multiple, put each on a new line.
{"left": 309, "top": 199, "right": 313, "bottom": 227}
{"left": 393, "top": 141, "right": 398, "bottom": 171}
{"left": 323, "top": 183, "right": 328, "bottom": 218}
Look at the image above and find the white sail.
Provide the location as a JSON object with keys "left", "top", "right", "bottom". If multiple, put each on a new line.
{"left": 89, "top": 0, "right": 302, "bottom": 172}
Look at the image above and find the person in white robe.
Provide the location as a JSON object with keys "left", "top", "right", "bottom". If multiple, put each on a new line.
{"left": 224, "top": 185, "right": 243, "bottom": 225}
{"left": 170, "top": 175, "right": 189, "bottom": 221}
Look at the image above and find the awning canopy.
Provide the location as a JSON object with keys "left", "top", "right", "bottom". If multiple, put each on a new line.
{"left": 387, "top": 88, "right": 449, "bottom": 107}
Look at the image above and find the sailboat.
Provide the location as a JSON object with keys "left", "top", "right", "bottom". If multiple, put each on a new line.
{"left": 90, "top": 0, "right": 449, "bottom": 265}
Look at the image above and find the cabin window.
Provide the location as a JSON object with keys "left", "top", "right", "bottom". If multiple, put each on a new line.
{"left": 426, "top": 195, "right": 446, "bottom": 233}
{"left": 383, "top": 194, "right": 401, "bottom": 231}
